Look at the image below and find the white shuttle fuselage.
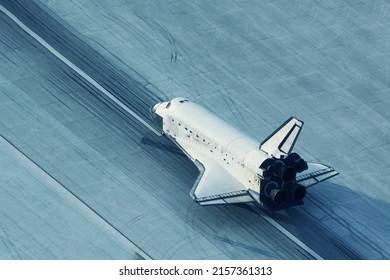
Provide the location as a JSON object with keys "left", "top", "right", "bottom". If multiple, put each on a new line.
{"left": 152, "top": 97, "right": 338, "bottom": 209}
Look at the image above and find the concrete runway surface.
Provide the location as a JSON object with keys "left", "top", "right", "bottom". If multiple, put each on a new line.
{"left": 0, "top": 0, "right": 389, "bottom": 259}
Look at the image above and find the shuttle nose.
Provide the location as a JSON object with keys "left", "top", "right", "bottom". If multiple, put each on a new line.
{"left": 152, "top": 102, "right": 161, "bottom": 114}
{"left": 149, "top": 102, "right": 164, "bottom": 132}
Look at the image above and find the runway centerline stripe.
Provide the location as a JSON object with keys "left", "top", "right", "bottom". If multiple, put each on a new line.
{"left": 0, "top": 5, "right": 161, "bottom": 136}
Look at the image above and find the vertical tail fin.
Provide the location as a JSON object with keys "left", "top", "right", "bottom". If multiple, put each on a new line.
{"left": 259, "top": 117, "right": 303, "bottom": 158}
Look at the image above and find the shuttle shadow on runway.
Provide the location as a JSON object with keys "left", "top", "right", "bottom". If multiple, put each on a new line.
{"left": 141, "top": 136, "right": 187, "bottom": 158}
{"left": 236, "top": 182, "right": 390, "bottom": 260}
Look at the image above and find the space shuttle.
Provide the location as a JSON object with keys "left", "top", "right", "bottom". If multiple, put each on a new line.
{"left": 151, "top": 97, "right": 338, "bottom": 210}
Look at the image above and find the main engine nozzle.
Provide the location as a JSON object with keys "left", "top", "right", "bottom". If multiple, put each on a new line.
{"left": 285, "top": 153, "right": 308, "bottom": 173}
{"left": 264, "top": 181, "right": 289, "bottom": 206}
{"left": 273, "top": 161, "right": 296, "bottom": 182}
{"left": 283, "top": 182, "right": 307, "bottom": 202}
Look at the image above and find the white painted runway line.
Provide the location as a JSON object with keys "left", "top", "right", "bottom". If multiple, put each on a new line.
{"left": 0, "top": 5, "right": 162, "bottom": 137}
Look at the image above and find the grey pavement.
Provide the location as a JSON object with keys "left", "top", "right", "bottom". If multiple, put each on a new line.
{"left": 0, "top": 0, "right": 389, "bottom": 259}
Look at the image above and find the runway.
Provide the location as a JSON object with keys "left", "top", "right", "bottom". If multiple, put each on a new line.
{"left": 0, "top": 0, "right": 389, "bottom": 259}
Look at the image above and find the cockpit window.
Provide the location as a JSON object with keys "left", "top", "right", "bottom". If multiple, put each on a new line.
{"left": 166, "top": 101, "right": 172, "bottom": 108}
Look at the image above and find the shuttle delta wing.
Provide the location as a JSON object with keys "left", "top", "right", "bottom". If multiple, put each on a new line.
{"left": 191, "top": 158, "right": 256, "bottom": 205}
{"left": 295, "top": 162, "right": 339, "bottom": 188}
{"left": 260, "top": 117, "right": 303, "bottom": 158}
{"left": 178, "top": 142, "right": 255, "bottom": 206}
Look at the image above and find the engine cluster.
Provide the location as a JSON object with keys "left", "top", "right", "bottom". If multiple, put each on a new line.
{"left": 260, "top": 153, "right": 308, "bottom": 207}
